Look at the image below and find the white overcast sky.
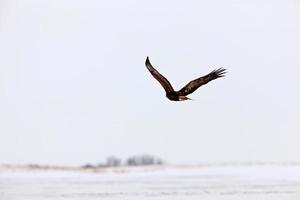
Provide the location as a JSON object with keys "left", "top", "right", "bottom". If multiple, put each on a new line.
{"left": 0, "top": 0, "right": 300, "bottom": 165}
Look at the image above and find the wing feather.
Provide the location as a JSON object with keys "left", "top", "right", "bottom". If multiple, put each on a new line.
{"left": 145, "top": 57, "right": 175, "bottom": 93}
{"left": 177, "top": 68, "right": 226, "bottom": 96}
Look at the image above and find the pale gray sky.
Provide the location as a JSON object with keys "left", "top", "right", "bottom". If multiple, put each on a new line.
{"left": 0, "top": 0, "right": 300, "bottom": 165}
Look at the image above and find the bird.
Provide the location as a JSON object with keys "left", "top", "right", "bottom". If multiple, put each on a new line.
{"left": 145, "top": 57, "right": 226, "bottom": 101}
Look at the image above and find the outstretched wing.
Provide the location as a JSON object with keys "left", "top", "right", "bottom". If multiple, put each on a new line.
{"left": 177, "top": 68, "right": 226, "bottom": 96}
{"left": 145, "top": 57, "right": 175, "bottom": 93}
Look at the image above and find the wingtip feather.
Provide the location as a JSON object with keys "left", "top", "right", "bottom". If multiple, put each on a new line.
{"left": 214, "top": 68, "right": 227, "bottom": 77}
{"left": 145, "top": 56, "right": 150, "bottom": 66}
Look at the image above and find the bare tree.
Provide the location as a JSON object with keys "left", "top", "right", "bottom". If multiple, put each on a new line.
{"left": 126, "top": 154, "right": 164, "bottom": 166}
{"left": 106, "top": 156, "right": 121, "bottom": 167}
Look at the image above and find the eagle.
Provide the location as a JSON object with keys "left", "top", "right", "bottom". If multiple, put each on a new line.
{"left": 145, "top": 57, "right": 226, "bottom": 101}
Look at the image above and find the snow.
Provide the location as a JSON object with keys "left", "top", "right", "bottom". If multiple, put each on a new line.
{"left": 1, "top": 165, "right": 300, "bottom": 200}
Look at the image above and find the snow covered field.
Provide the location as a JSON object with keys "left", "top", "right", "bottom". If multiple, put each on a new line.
{"left": 1, "top": 165, "right": 300, "bottom": 200}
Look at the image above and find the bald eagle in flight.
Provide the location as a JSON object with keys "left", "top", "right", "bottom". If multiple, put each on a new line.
{"left": 145, "top": 57, "right": 226, "bottom": 101}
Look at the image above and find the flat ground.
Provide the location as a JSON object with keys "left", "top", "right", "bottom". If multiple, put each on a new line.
{"left": 1, "top": 165, "right": 300, "bottom": 200}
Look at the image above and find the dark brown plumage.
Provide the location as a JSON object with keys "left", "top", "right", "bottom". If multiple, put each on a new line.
{"left": 145, "top": 57, "right": 226, "bottom": 101}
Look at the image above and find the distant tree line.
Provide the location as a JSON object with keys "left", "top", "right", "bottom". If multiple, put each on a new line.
{"left": 82, "top": 154, "right": 164, "bottom": 169}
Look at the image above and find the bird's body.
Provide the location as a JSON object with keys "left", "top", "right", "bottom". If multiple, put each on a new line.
{"left": 166, "top": 91, "right": 191, "bottom": 101}
{"left": 145, "top": 57, "right": 226, "bottom": 101}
